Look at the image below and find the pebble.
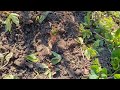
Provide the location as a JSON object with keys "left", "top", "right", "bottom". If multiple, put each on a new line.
{"left": 57, "top": 39, "right": 66, "bottom": 50}
{"left": 25, "top": 62, "right": 34, "bottom": 69}
{"left": 14, "top": 59, "right": 24, "bottom": 67}
{"left": 74, "top": 69, "right": 82, "bottom": 76}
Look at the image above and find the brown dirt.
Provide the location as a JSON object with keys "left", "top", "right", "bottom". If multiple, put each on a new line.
{"left": 0, "top": 11, "right": 91, "bottom": 79}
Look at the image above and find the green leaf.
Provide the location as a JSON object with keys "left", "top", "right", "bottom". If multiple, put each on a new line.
{"left": 92, "top": 58, "right": 101, "bottom": 66}
{"left": 76, "top": 37, "right": 84, "bottom": 45}
{"left": 3, "top": 74, "right": 15, "bottom": 79}
{"left": 114, "top": 74, "right": 120, "bottom": 79}
{"left": 84, "top": 11, "right": 91, "bottom": 27}
{"left": 98, "top": 16, "right": 115, "bottom": 30}
{"left": 105, "top": 33, "right": 113, "bottom": 40}
{"left": 51, "top": 51, "right": 62, "bottom": 65}
{"left": 5, "top": 52, "right": 13, "bottom": 61}
{"left": 10, "top": 13, "right": 19, "bottom": 17}
{"left": 51, "top": 58, "right": 61, "bottom": 65}
{"left": 39, "top": 63, "right": 48, "bottom": 69}
{"left": 84, "top": 48, "right": 97, "bottom": 59}
{"left": 111, "top": 57, "right": 120, "bottom": 70}
{"left": 109, "top": 11, "right": 120, "bottom": 18}
{"left": 100, "top": 73, "right": 107, "bottom": 79}
{"left": 79, "top": 24, "right": 85, "bottom": 31}
{"left": 39, "top": 11, "right": 50, "bottom": 23}
{"left": 101, "top": 68, "right": 107, "bottom": 75}
{"left": 82, "top": 30, "right": 92, "bottom": 39}
{"left": 93, "top": 40, "right": 100, "bottom": 48}
{"left": 89, "top": 69, "right": 99, "bottom": 79}
{"left": 48, "top": 71, "right": 52, "bottom": 79}
{"left": 11, "top": 15, "right": 19, "bottom": 26}
{"left": 26, "top": 54, "right": 39, "bottom": 63}
{"left": 111, "top": 48, "right": 120, "bottom": 59}
{"left": 5, "top": 19, "right": 12, "bottom": 32}
{"left": 91, "top": 65, "right": 101, "bottom": 74}
{"left": 4, "top": 13, "right": 19, "bottom": 32}
{"left": 115, "top": 28, "right": 120, "bottom": 38}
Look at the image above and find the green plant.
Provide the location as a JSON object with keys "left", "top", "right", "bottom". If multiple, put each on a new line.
{"left": 84, "top": 47, "right": 97, "bottom": 60}
{"left": 4, "top": 13, "right": 19, "bottom": 32}
{"left": 84, "top": 11, "right": 91, "bottom": 28}
{"left": 114, "top": 74, "right": 120, "bottom": 79}
{"left": 80, "top": 11, "right": 120, "bottom": 79}
{"left": 26, "top": 53, "right": 39, "bottom": 63}
{"left": 89, "top": 59, "right": 107, "bottom": 79}
{"left": 79, "top": 24, "right": 92, "bottom": 39}
{"left": 51, "top": 51, "right": 62, "bottom": 65}
{"left": 36, "top": 11, "right": 50, "bottom": 24}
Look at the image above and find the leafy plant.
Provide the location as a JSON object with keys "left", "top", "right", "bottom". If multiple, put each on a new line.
{"left": 114, "top": 74, "right": 120, "bottom": 79}
{"left": 111, "top": 48, "right": 120, "bottom": 59}
{"left": 75, "top": 37, "right": 84, "bottom": 45}
{"left": 84, "top": 47, "right": 97, "bottom": 60}
{"left": 84, "top": 11, "right": 91, "bottom": 28}
{"left": 79, "top": 24, "right": 92, "bottom": 39}
{"left": 26, "top": 54, "right": 39, "bottom": 63}
{"left": 98, "top": 16, "right": 115, "bottom": 31}
{"left": 4, "top": 13, "right": 19, "bottom": 32}
{"left": 51, "top": 51, "right": 62, "bottom": 65}
{"left": 89, "top": 59, "right": 107, "bottom": 79}
{"left": 108, "top": 11, "right": 120, "bottom": 18}
{"left": 36, "top": 11, "right": 50, "bottom": 24}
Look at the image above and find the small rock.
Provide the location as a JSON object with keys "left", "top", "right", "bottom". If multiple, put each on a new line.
{"left": 57, "top": 39, "right": 66, "bottom": 50}
{"left": 14, "top": 59, "right": 25, "bottom": 67}
{"left": 67, "top": 38, "right": 77, "bottom": 47}
{"left": 36, "top": 45, "right": 43, "bottom": 52}
{"left": 41, "top": 47, "right": 51, "bottom": 56}
{"left": 83, "top": 68, "right": 89, "bottom": 75}
{"left": 63, "top": 70, "right": 68, "bottom": 75}
{"left": 25, "top": 61, "right": 33, "bottom": 69}
{"left": 9, "top": 66, "right": 16, "bottom": 72}
{"left": 74, "top": 69, "right": 82, "bottom": 76}
{"left": 28, "top": 20, "right": 33, "bottom": 24}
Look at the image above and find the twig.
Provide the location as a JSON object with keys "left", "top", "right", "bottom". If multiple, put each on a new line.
{"left": 92, "top": 31, "right": 112, "bottom": 53}
{"left": 0, "top": 61, "right": 9, "bottom": 70}
{"left": 110, "top": 68, "right": 120, "bottom": 77}
{"left": 93, "top": 31, "right": 108, "bottom": 41}
{"left": 33, "top": 69, "right": 40, "bottom": 79}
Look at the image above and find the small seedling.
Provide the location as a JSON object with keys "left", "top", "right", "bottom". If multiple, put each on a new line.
{"left": 4, "top": 13, "right": 19, "bottom": 32}
{"left": 26, "top": 53, "right": 39, "bottom": 63}
{"left": 51, "top": 51, "right": 62, "bottom": 65}
{"left": 36, "top": 11, "right": 50, "bottom": 24}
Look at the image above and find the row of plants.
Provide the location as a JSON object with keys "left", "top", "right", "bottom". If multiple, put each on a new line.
{"left": 1, "top": 11, "right": 120, "bottom": 79}
{"left": 77, "top": 11, "right": 120, "bottom": 79}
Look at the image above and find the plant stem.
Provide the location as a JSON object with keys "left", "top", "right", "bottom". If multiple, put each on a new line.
{"left": 110, "top": 68, "right": 120, "bottom": 77}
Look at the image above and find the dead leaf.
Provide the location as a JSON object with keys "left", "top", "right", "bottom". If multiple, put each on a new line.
{"left": 83, "top": 68, "right": 89, "bottom": 75}
{"left": 5, "top": 52, "right": 13, "bottom": 61}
